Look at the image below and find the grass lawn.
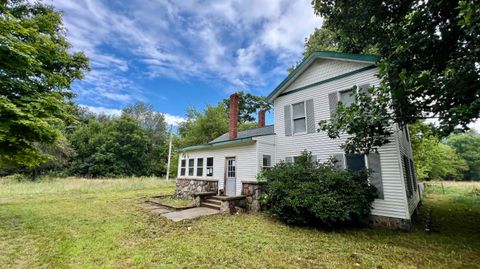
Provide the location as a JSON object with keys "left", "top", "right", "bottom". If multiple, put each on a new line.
{"left": 0, "top": 178, "right": 479, "bottom": 269}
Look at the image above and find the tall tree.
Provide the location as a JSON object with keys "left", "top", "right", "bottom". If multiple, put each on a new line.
{"left": 311, "top": 0, "right": 480, "bottom": 153}
{"left": 446, "top": 130, "right": 480, "bottom": 180}
{"left": 222, "top": 91, "right": 272, "bottom": 123}
{"left": 0, "top": 0, "right": 89, "bottom": 168}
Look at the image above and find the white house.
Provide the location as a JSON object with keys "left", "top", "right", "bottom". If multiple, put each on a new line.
{"left": 177, "top": 51, "right": 420, "bottom": 228}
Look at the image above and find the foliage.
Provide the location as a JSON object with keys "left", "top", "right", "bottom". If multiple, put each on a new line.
{"left": 446, "top": 130, "right": 480, "bottom": 180}
{"left": 0, "top": 0, "right": 89, "bottom": 168}
{"left": 263, "top": 151, "right": 377, "bottom": 227}
{"left": 310, "top": 0, "right": 480, "bottom": 153}
{"left": 177, "top": 104, "right": 229, "bottom": 147}
{"left": 319, "top": 86, "right": 393, "bottom": 154}
{"left": 222, "top": 91, "right": 272, "bottom": 123}
{"left": 122, "top": 102, "right": 168, "bottom": 175}
{"left": 69, "top": 115, "right": 152, "bottom": 177}
{"left": 410, "top": 122, "right": 468, "bottom": 181}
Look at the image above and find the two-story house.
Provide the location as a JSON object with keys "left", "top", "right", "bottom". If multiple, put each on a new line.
{"left": 176, "top": 51, "right": 421, "bottom": 229}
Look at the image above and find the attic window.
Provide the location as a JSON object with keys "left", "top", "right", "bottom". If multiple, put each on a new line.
{"left": 292, "top": 102, "right": 306, "bottom": 134}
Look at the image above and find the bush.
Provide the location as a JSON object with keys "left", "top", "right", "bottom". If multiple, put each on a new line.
{"left": 263, "top": 151, "right": 377, "bottom": 227}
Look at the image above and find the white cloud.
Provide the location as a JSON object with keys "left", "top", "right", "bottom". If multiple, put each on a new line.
{"left": 51, "top": 0, "right": 321, "bottom": 97}
{"left": 81, "top": 105, "right": 186, "bottom": 126}
{"left": 425, "top": 118, "right": 480, "bottom": 133}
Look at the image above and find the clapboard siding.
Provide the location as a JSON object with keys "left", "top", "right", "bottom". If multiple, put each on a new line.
{"left": 255, "top": 135, "right": 276, "bottom": 171}
{"left": 178, "top": 142, "right": 258, "bottom": 196}
{"left": 274, "top": 62, "right": 411, "bottom": 219}
{"left": 285, "top": 59, "right": 371, "bottom": 92}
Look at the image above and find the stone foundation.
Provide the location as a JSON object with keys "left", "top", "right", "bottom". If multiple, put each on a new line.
{"left": 242, "top": 181, "right": 267, "bottom": 212}
{"left": 175, "top": 178, "right": 218, "bottom": 199}
{"left": 370, "top": 215, "right": 412, "bottom": 230}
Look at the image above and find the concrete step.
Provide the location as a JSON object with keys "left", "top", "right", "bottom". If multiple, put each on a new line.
{"left": 203, "top": 198, "right": 221, "bottom": 205}
{"left": 201, "top": 202, "right": 221, "bottom": 210}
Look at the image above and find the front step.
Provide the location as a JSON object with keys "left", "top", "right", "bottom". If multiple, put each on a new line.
{"left": 203, "top": 198, "right": 221, "bottom": 205}
{"left": 201, "top": 201, "right": 221, "bottom": 210}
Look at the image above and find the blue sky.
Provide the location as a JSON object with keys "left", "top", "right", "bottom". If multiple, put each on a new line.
{"left": 50, "top": 0, "right": 322, "bottom": 125}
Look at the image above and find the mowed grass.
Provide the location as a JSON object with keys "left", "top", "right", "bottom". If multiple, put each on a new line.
{"left": 0, "top": 178, "right": 479, "bottom": 269}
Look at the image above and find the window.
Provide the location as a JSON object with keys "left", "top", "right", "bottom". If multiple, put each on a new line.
{"left": 340, "top": 89, "right": 356, "bottom": 107}
{"left": 262, "top": 155, "right": 272, "bottom": 171}
{"left": 206, "top": 157, "right": 214, "bottom": 176}
{"left": 197, "top": 158, "right": 204, "bottom": 177}
{"left": 180, "top": 159, "right": 186, "bottom": 176}
{"left": 188, "top": 159, "right": 194, "bottom": 176}
{"left": 403, "top": 155, "right": 414, "bottom": 197}
{"left": 292, "top": 102, "right": 306, "bottom": 134}
{"left": 404, "top": 125, "right": 410, "bottom": 142}
{"left": 346, "top": 154, "right": 366, "bottom": 171}
{"left": 227, "top": 158, "right": 236, "bottom": 178}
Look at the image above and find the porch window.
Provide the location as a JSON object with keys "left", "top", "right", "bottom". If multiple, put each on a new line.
{"left": 206, "top": 157, "right": 214, "bottom": 176}
{"left": 180, "top": 159, "right": 186, "bottom": 176}
{"left": 262, "top": 155, "right": 272, "bottom": 171}
{"left": 188, "top": 159, "right": 194, "bottom": 176}
{"left": 292, "top": 102, "right": 306, "bottom": 134}
{"left": 196, "top": 158, "right": 204, "bottom": 177}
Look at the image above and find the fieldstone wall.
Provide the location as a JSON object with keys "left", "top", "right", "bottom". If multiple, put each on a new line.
{"left": 370, "top": 215, "right": 412, "bottom": 230}
{"left": 175, "top": 178, "right": 218, "bottom": 199}
{"left": 242, "top": 181, "right": 267, "bottom": 212}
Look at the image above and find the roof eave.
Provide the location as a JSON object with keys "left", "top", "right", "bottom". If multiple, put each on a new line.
{"left": 177, "top": 137, "right": 255, "bottom": 152}
{"left": 266, "top": 51, "right": 379, "bottom": 103}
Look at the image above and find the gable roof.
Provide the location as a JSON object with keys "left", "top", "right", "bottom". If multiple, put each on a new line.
{"left": 266, "top": 51, "right": 379, "bottom": 102}
{"left": 178, "top": 125, "right": 275, "bottom": 152}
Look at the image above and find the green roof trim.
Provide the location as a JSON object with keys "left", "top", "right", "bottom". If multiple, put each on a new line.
{"left": 278, "top": 65, "right": 376, "bottom": 98}
{"left": 266, "top": 51, "right": 379, "bottom": 102}
{"left": 177, "top": 137, "right": 255, "bottom": 152}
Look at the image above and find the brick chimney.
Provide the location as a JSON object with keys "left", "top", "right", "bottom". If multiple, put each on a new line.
{"left": 258, "top": 109, "right": 266, "bottom": 128}
{"left": 229, "top": 93, "right": 239, "bottom": 140}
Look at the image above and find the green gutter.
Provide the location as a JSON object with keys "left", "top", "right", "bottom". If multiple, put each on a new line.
{"left": 277, "top": 65, "right": 376, "bottom": 98}
{"left": 266, "top": 51, "right": 379, "bottom": 102}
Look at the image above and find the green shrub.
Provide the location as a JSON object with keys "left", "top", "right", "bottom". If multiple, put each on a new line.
{"left": 263, "top": 151, "right": 377, "bottom": 227}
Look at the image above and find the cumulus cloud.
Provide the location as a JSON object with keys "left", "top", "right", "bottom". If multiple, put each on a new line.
{"left": 81, "top": 105, "right": 186, "bottom": 126}
{"left": 50, "top": 0, "right": 321, "bottom": 101}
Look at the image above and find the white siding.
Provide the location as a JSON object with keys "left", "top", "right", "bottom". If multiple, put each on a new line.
{"left": 274, "top": 62, "right": 412, "bottom": 220}
{"left": 178, "top": 142, "right": 258, "bottom": 196}
{"left": 254, "top": 135, "right": 276, "bottom": 172}
{"left": 285, "top": 59, "right": 371, "bottom": 93}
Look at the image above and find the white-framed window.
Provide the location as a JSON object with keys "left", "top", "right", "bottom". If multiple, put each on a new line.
{"left": 292, "top": 101, "right": 306, "bottom": 134}
{"left": 262, "top": 155, "right": 272, "bottom": 171}
{"left": 180, "top": 159, "right": 186, "bottom": 176}
{"left": 197, "top": 158, "right": 204, "bottom": 177}
{"left": 206, "top": 157, "right": 214, "bottom": 176}
{"left": 188, "top": 159, "right": 194, "bottom": 176}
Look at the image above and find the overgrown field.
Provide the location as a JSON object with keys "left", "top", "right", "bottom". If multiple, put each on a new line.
{"left": 0, "top": 178, "right": 479, "bottom": 268}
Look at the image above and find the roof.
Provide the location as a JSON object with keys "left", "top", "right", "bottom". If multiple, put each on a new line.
{"left": 178, "top": 125, "right": 275, "bottom": 152}
{"left": 210, "top": 125, "right": 274, "bottom": 143}
{"left": 266, "top": 51, "right": 379, "bottom": 102}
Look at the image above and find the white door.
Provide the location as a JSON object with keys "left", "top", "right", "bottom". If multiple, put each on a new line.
{"left": 225, "top": 157, "right": 236, "bottom": 196}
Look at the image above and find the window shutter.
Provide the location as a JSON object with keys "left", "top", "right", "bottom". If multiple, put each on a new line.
{"left": 367, "top": 152, "right": 384, "bottom": 199}
{"left": 332, "top": 153, "right": 344, "bottom": 170}
{"left": 285, "top": 157, "right": 293, "bottom": 163}
{"left": 305, "top": 99, "right": 316, "bottom": 134}
{"left": 328, "top": 92, "right": 338, "bottom": 117}
{"left": 284, "top": 105, "right": 292, "bottom": 136}
{"left": 358, "top": 83, "right": 370, "bottom": 95}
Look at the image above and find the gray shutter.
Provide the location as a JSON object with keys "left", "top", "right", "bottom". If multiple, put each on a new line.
{"left": 358, "top": 83, "right": 370, "bottom": 95}
{"left": 368, "top": 152, "right": 384, "bottom": 199}
{"left": 284, "top": 105, "right": 292, "bottom": 136}
{"left": 305, "top": 99, "right": 316, "bottom": 133}
{"left": 285, "top": 157, "right": 293, "bottom": 163}
{"left": 328, "top": 92, "right": 338, "bottom": 117}
{"left": 332, "top": 153, "right": 344, "bottom": 170}
{"left": 311, "top": 155, "right": 317, "bottom": 163}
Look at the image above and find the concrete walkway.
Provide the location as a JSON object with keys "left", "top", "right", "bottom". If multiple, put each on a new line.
{"left": 161, "top": 207, "right": 219, "bottom": 222}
